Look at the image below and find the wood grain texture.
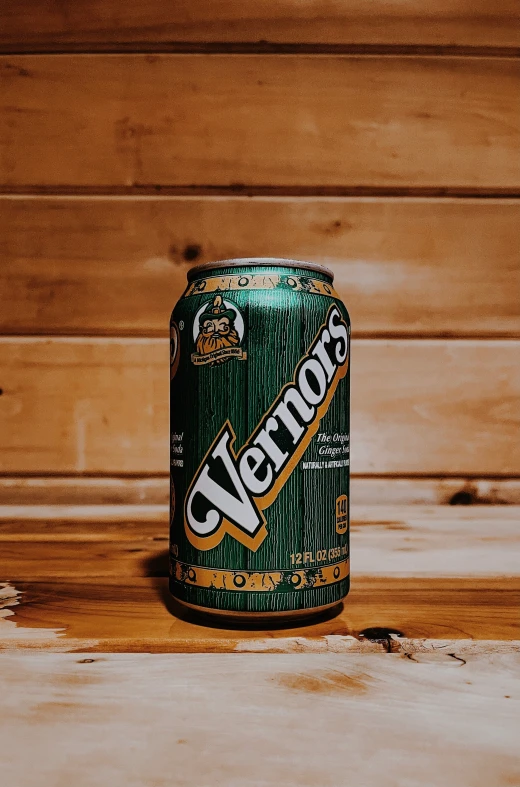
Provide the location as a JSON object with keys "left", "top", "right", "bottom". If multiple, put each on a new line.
{"left": 0, "top": 653, "right": 519, "bottom": 787}
{"left": 0, "top": 0, "right": 519, "bottom": 50}
{"left": 0, "top": 507, "right": 518, "bottom": 579}
{"left": 1, "top": 575, "right": 519, "bottom": 650}
{"left": 1, "top": 56, "right": 519, "bottom": 189}
{"left": 0, "top": 477, "right": 171, "bottom": 506}
{"left": 0, "top": 505, "right": 167, "bottom": 523}
{"left": 2, "top": 476, "right": 520, "bottom": 506}
{"left": 1, "top": 338, "right": 518, "bottom": 475}
{"left": 1, "top": 197, "right": 519, "bottom": 336}
{"left": 352, "top": 506, "right": 520, "bottom": 578}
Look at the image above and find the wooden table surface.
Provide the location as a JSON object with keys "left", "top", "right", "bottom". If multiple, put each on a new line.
{"left": 1, "top": 504, "right": 519, "bottom": 786}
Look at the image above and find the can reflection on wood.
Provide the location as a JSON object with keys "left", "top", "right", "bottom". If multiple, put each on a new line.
{"left": 169, "top": 258, "right": 350, "bottom": 621}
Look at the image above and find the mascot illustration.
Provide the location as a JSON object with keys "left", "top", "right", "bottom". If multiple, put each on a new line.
{"left": 192, "top": 295, "right": 245, "bottom": 366}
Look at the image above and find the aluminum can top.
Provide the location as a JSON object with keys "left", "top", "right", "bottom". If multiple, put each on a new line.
{"left": 187, "top": 257, "right": 334, "bottom": 282}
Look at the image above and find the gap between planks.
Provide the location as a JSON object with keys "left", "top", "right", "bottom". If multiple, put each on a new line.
{"left": 1, "top": 0, "right": 519, "bottom": 50}
{"left": 2, "top": 186, "right": 520, "bottom": 198}
{"left": 1, "top": 44, "right": 520, "bottom": 57}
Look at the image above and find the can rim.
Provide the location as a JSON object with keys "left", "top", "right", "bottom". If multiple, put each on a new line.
{"left": 187, "top": 257, "right": 334, "bottom": 282}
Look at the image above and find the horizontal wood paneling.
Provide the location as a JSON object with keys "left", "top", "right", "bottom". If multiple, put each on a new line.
{"left": 0, "top": 507, "right": 517, "bottom": 578}
{"left": 0, "top": 538, "right": 163, "bottom": 579}
{"left": 2, "top": 477, "right": 520, "bottom": 506}
{"left": 0, "top": 338, "right": 167, "bottom": 475}
{"left": 0, "top": 505, "right": 167, "bottom": 523}
{"left": 0, "top": 478, "right": 170, "bottom": 506}
{"left": 1, "top": 197, "right": 519, "bottom": 336}
{"left": 1, "top": 0, "right": 519, "bottom": 49}
{"left": 0, "top": 338, "right": 518, "bottom": 475}
{"left": 2, "top": 577, "right": 519, "bottom": 647}
{"left": 1, "top": 56, "right": 519, "bottom": 189}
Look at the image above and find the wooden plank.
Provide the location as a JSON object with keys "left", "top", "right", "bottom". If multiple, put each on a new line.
{"left": 0, "top": 514, "right": 167, "bottom": 538}
{"left": 1, "top": 576, "right": 519, "bottom": 651}
{"left": 0, "top": 338, "right": 518, "bottom": 475}
{"left": 0, "top": 653, "right": 519, "bottom": 787}
{"left": 0, "top": 507, "right": 518, "bottom": 579}
{"left": 0, "top": 538, "right": 164, "bottom": 578}
{"left": 352, "top": 506, "right": 520, "bottom": 578}
{"left": 1, "top": 197, "right": 519, "bottom": 336}
{"left": 0, "top": 477, "right": 171, "bottom": 505}
{"left": 2, "top": 476, "right": 520, "bottom": 506}
{"left": 0, "top": 0, "right": 519, "bottom": 50}
{"left": 0, "top": 505, "right": 167, "bottom": 524}
{"left": 1, "top": 56, "right": 519, "bottom": 189}
{"left": 2, "top": 577, "right": 520, "bottom": 650}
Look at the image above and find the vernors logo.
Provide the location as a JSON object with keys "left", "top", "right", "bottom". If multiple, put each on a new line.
{"left": 184, "top": 305, "right": 349, "bottom": 551}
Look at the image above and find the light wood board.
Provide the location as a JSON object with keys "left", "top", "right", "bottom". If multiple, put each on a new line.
{"left": 1, "top": 197, "right": 518, "bottom": 336}
{"left": 1, "top": 338, "right": 518, "bottom": 475}
{"left": 0, "top": 653, "right": 519, "bottom": 787}
{"left": 1, "top": 55, "right": 519, "bottom": 189}
{"left": 1, "top": 0, "right": 519, "bottom": 49}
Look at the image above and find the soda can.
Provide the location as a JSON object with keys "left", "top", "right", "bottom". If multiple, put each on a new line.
{"left": 169, "top": 258, "right": 350, "bottom": 620}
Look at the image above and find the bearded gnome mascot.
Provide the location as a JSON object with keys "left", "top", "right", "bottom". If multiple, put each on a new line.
{"left": 196, "top": 295, "right": 240, "bottom": 364}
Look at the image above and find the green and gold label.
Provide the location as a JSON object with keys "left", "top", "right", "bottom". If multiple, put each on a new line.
{"left": 190, "top": 294, "right": 247, "bottom": 366}
{"left": 171, "top": 558, "right": 349, "bottom": 591}
{"left": 170, "top": 266, "right": 350, "bottom": 613}
{"left": 184, "top": 303, "right": 348, "bottom": 552}
{"left": 184, "top": 272, "right": 339, "bottom": 298}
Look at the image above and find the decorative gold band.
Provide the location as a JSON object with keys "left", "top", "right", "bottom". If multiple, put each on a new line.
{"left": 184, "top": 273, "right": 338, "bottom": 299}
{"left": 171, "top": 559, "right": 349, "bottom": 592}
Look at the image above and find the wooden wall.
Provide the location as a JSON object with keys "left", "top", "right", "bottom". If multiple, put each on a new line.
{"left": 0, "top": 3, "right": 519, "bottom": 505}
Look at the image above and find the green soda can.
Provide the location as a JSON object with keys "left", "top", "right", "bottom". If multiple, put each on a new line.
{"left": 169, "top": 258, "right": 350, "bottom": 620}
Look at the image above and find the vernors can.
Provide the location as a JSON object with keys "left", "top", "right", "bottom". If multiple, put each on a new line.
{"left": 169, "top": 258, "right": 350, "bottom": 620}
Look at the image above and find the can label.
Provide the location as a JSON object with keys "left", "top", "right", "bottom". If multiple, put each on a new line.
{"left": 185, "top": 272, "right": 338, "bottom": 298}
{"left": 190, "top": 295, "right": 248, "bottom": 366}
{"left": 170, "top": 268, "right": 350, "bottom": 613}
{"left": 185, "top": 303, "right": 348, "bottom": 552}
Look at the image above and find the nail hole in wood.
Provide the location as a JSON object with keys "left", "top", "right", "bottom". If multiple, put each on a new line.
{"left": 183, "top": 244, "right": 202, "bottom": 262}
{"left": 449, "top": 490, "right": 475, "bottom": 505}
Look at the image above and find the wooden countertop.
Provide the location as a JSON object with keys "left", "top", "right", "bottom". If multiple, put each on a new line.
{"left": 1, "top": 504, "right": 519, "bottom": 786}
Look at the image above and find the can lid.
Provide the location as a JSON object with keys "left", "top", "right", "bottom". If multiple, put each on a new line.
{"left": 187, "top": 257, "right": 334, "bottom": 282}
